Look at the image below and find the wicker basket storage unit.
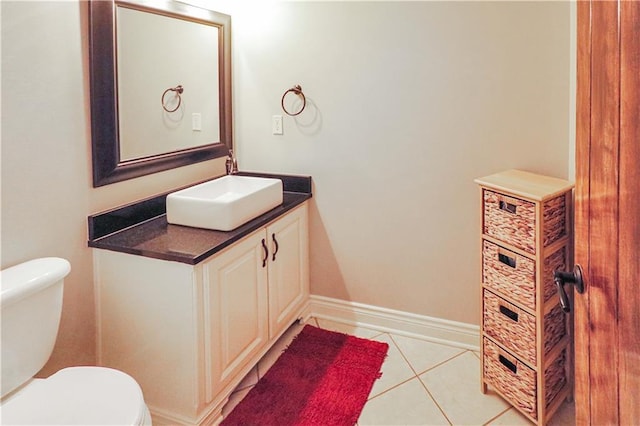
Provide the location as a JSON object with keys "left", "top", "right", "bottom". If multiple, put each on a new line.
{"left": 475, "top": 170, "right": 574, "bottom": 425}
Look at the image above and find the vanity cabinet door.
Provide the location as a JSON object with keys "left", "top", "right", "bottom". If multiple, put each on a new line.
{"left": 203, "top": 229, "right": 269, "bottom": 396}
{"left": 266, "top": 203, "right": 309, "bottom": 339}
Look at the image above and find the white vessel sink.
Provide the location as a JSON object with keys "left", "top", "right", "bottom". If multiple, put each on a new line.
{"left": 166, "top": 175, "right": 283, "bottom": 231}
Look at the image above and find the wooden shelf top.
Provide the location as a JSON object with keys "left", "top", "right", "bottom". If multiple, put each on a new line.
{"left": 474, "top": 169, "right": 574, "bottom": 201}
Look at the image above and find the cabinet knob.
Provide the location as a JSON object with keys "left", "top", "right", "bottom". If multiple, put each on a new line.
{"left": 553, "top": 265, "right": 585, "bottom": 313}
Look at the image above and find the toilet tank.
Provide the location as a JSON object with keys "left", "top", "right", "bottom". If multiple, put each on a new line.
{"left": 1, "top": 258, "right": 70, "bottom": 398}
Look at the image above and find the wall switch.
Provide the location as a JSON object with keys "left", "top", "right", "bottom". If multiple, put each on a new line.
{"left": 192, "top": 113, "right": 202, "bottom": 131}
{"left": 272, "top": 115, "right": 283, "bottom": 135}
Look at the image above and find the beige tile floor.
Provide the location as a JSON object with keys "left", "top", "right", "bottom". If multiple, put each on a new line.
{"left": 222, "top": 318, "right": 575, "bottom": 425}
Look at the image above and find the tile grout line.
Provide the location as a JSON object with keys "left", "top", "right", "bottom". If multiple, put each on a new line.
{"left": 365, "top": 332, "right": 419, "bottom": 401}
{"left": 421, "top": 349, "right": 518, "bottom": 426}
{"left": 388, "top": 334, "right": 461, "bottom": 425}
{"left": 370, "top": 331, "right": 386, "bottom": 340}
{"left": 412, "top": 349, "right": 470, "bottom": 377}
{"left": 366, "top": 373, "right": 420, "bottom": 402}
{"left": 482, "top": 406, "right": 516, "bottom": 426}
{"left": 416, "top": 374, "right": 454, "bottom": 426}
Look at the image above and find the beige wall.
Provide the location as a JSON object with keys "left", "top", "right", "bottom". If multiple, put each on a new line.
{"left": 231, "top": 1, "right": 572, "bottom": 324}
{"left": 1, "top": 1, "right": 224, "bottom": 375}
{"left": 1, "top": 0, "right": 572, "bottom": 374}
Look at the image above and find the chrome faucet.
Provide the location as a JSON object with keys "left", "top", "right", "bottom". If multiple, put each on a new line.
{"left": 226, "top": 150, "right": 238, "bottom": 175}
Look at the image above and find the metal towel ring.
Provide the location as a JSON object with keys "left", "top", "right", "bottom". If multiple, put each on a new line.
{"left": 281, "top": 85, "right": 306, "bottom": 116}
{"left": 161, "top": 85, "right": 184, "bottom": 113}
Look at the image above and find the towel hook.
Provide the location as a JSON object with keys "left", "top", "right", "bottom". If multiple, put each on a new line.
{"left": 281, "top": 85, "right": 306, "bottom": 116}
{"left": 161, "top": 85, "right": 184, "bottom": 113}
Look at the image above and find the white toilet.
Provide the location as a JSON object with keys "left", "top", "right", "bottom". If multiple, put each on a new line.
{"left": 1, "top": 257, "right": 152, "bottom": 425}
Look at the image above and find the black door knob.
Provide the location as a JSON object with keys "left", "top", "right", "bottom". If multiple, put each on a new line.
{"left": 553, "top": 265, "right": 585, "bottom": 313}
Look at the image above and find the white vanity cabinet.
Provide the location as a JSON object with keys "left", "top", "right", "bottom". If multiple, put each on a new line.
{"left": 94, "top": 202, "right": 309, "bottom": 425}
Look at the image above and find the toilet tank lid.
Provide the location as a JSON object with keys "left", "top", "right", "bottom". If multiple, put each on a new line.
{"left": 1, "top": 258, "right": 70, "bottom": 308}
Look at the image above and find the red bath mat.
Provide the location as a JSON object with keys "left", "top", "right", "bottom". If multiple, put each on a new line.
{"left": 221, "top": 324, "right": 388, "bottom": 426}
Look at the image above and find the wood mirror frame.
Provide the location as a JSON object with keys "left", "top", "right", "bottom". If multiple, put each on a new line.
{"left": 88, "top": 0, "right": 232, "bottom": 187}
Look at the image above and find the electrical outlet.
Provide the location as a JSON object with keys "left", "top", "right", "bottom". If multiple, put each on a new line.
{"left": 272, "top": 115, "right": 283, "bottom": 135}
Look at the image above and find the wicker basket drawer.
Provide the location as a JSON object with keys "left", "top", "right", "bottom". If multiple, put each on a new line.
{"left": 483, "top": 290, "right": 567, "bottom": 366}
{"left": 483, "top": 190, "right": 536, "bottom": 253}
{"left": 483, "top": 290, "right": 536, "bottom": 365}
{"left": 483, "top": 337, "right": 537, "bottom": 418}
{"left": 483, "top": 190, "right": 568, "bottom": 254}
{"left": 483, "top": 240, "right": 536, "bottom": 310}
{"left": 483, "top": 338, "right": 567, "bottom": 420}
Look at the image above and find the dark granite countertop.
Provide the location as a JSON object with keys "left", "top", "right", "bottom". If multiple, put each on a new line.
{"left": 88, "top": 172, "right": 312, "bottom": 265}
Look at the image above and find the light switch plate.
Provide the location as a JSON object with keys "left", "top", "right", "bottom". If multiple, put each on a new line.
{"left": 272, "top": 115, "right": 283, "bottom": 135}
{"left": 192, "top": 113, "right": 202, "bottom": 131}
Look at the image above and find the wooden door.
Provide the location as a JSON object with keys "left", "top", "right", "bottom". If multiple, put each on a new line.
{"left": 575, "top": 1, "right": 640, "bottom": 424}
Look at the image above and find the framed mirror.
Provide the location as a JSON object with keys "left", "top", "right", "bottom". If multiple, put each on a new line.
{"left": 88, "top": 0, "right": 232, "bottom": 187}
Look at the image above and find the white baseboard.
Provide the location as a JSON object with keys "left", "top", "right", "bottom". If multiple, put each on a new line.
{"left": 303, "top": 295, "right": 480, "bottom": 351}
